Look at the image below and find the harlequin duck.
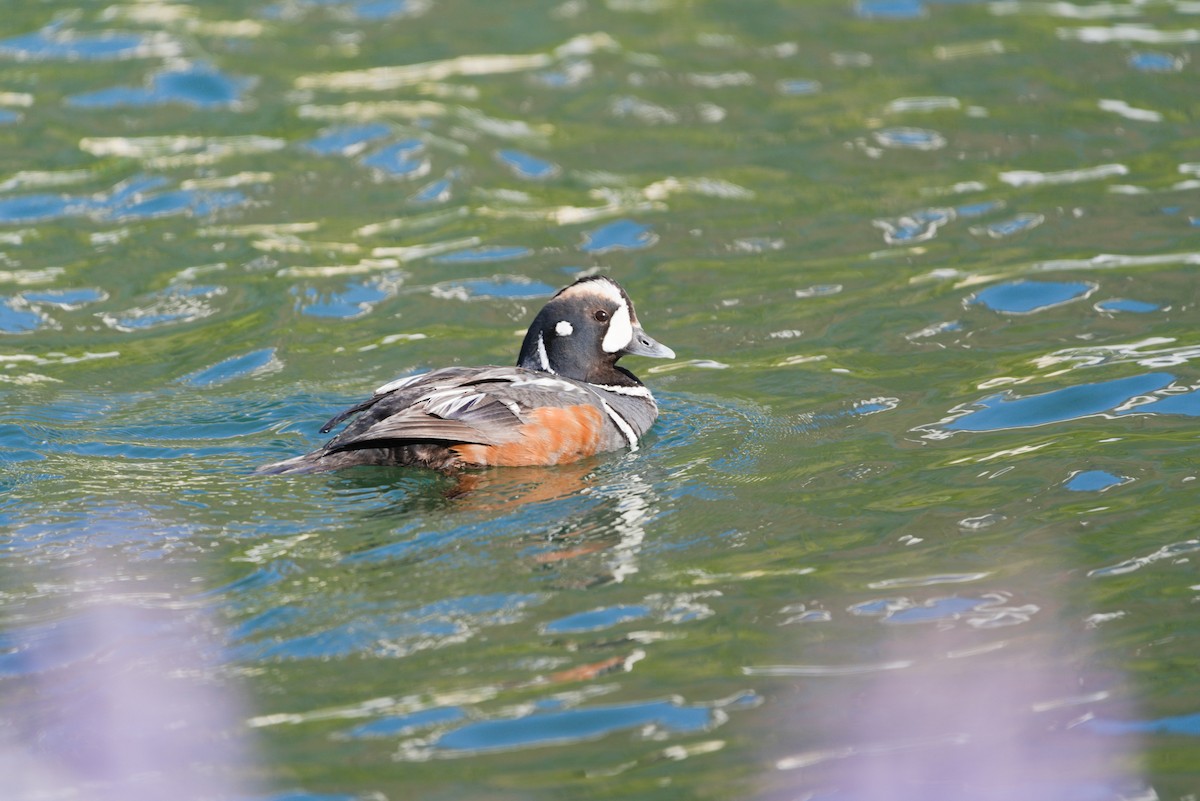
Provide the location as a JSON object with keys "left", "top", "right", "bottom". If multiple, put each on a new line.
{"left": 259, "top": 275, "right": 675, "bottom": 474}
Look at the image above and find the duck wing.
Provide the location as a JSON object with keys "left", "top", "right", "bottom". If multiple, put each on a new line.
{"left": 320, "top": 367, "right": 581, "bottom": 455}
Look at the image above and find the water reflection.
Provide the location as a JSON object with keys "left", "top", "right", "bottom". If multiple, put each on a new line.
{"left": 495, "top": 149, "right": 561, "bottom": 180}
{"left": 919, "top": 372, "right": 1175, "bottom": 436}
{"left": 1095, "top": 299, "right": 1160, "bottom": 314}
{"left": 439, "top": 275, "right": 550, "bottom": 299}
{"left": 968, "top": 279, "right": 1096, "bottom": 314}
{"left": 360, "top": 139, "right": 430, "bottom": 179}
{"left": 238, "top": 461, "right": 670, "bottom": 665}
{"left": 179, "top": 348, "right": 283, "bottom": 387}
{"left": 234, "top": 461, "right": 760, "bottom": 766}
{"left": 579, "top": 219, "right": 658, "bottom": 253}
{"left": 66, "top": 63, "right": 253, "bottom": 109}
{"left": 1064, "top": 470, "right": 1131, "bottom": 492}
{"left": 0, "top": 175, "right": 250, "bottom": 226}
{"left": 408, "top": 692, "right": 758, "bottom": 759}
{"left": 230, "top": 591, "right": 543, "bottom": 661}
{"left": 0, "top": 23, "right": 180, "bottom": 61}
{"left": 301, "top": 123, "right": 393, "bottom": 156}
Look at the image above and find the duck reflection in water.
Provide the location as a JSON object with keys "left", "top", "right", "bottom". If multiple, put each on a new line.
{"left": 340, "top": 461, "right": 661, "bottom": 590}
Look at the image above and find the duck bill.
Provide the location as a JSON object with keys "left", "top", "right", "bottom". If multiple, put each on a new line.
{"left": 623, "top": 325, "right": 675, "bottom": 359}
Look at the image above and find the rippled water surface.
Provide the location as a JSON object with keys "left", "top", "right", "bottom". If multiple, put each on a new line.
{"left": 2, "top": 1, "right": 1199, "bottom": 798}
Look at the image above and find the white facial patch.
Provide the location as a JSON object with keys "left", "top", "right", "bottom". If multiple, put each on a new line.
{"left": 601, "top": 299, "right": 633, "bottom": 353}
{"left": 555, "top": 320, "right": 574, "bottom": 337}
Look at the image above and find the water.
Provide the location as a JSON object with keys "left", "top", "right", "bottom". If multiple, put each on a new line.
{"left": 1, "top": 0, "right": 1198, "bottom": 798}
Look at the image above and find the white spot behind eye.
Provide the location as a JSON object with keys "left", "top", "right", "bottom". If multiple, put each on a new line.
{"left": 601, "top": 300, "right": 633, "bottom": 353}
{"left": 556, "top": 320, "right": 574, "bottom": 337}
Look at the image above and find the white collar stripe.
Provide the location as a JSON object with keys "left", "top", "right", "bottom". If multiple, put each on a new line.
{"left": 597, "top": 397, "right": 639, "bottom": 451}
{"left": 536, "top": 333, "right": 555, "bottom": 372}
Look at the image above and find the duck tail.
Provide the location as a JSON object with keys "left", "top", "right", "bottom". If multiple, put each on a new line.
{"left": 255, "top": 450, "right": 331, "bottom": 475}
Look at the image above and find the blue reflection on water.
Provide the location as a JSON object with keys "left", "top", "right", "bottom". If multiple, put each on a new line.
{"left": 0, "top": 109, "right": 20, "bottom": 125}
{"left": 345, "top": 707, "right": 465, "bottom": 739}
{"left": 979, "top": 213, "right": 1043, "bottom": 238}
{"left": 302, "top": 123, "right": 392, "bottom": 156}
{"left": 453, "top": 276, "right": 553, "bottom": 296}
{"left": 543, "top": 604, "right": 651, "bottom": 634}
{"left": 347, "top": 0, "right": 419, "bottom": 19}
{"left": 197, "top": 561, "right": 301, "bottom": 599}
{"left": 341, "top": 491, "right": 600, "bottom": 567}
{"left": 341, "top": 523, "right": 474, "bottom": 564}
{"left": 180, "top": 348, "right": 279, "bottom": 387}
{"left": 0, "top": 288, "right": 107, "bottom": 332}
{"left": 1128, "top": 52, "right": 1182, "bottom": 73}
{"left": 1065, "top": 470, "right": 1128, "bottom": 492}
{"left": 885, "top": 597, "right": 988, "bottom": 624}
{"left": 431, "top": 248, "right": 534, "bottom": 266}
{"left": 1096, "top": 298, "right": 1159, "bottom": 314}
{"left": 297, "top": 280, "right": 392, "bottom": 319}
{"left": 104, "top": 284, "right": 225, "bottom": 331}
{"left": 0, "top": 176, "right": 247, "bottom": 225}
{"left": 496, "top": 149, "right": 560, "bottom": 180}
{"left": 955, "top": 200, "right": 1004, "bottom": 218}
{"left": 943, "top": 373, "right": 1175, "bottom": 432}
{"left": 851, "top": 398, "right": 900, "bottom": 416}
{"left": 431, "top": 698, "right": 714, "bottom": 754}
{"left": 0, "top": 297, "right": 47, "bottom": 333}
{"left": 876, "top": 207, "right": 952, "bottom": 244}
{"left": 66, "top": 64, "right": 251, "bottom": 109}
{"left": 1085, "top": 712, "right": 1200, "bottom": 736}
{"left": 0, "top": 193, "right": 89, "bottom": 224}
{"left": 969, "top": 280, "right": 1094, "bottom": 314}
{"left": 579, "top": 219, "right": 658, "bottom": 253}
{"left": 21, "top": 288, "right": 106, "bottom": 308}
{"left": 1126, "top": 387, "right": 1200, "bottom": 418}
{"left": 232, "top": 593, "right": 542, "bottom": 661}
{"left": 263, "top": 0, "right": 421, "bottom": 20}
{"left": 411, "top": 176, "right": 453, "bottom": 203}
{"left": 855, "top": 0, "right": 925, "bottom": 19}
{"left": 361, "top": 139, "right": 428, "bottom": 178}
{"left": 115, "top": 189, "right": 245, "bottom": 221}
{"left": 0, "top": 25, "right": 176, "bottom": 61}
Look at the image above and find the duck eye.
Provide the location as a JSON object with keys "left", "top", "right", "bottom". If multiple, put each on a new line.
{"left": 593, "top": 309, "right": 609, "bottom": 322}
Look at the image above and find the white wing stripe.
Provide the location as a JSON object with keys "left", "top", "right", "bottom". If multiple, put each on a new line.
{"left": 588, "top": 382, "right": 652, "bottom": 397}
{"left": 424, "top": 391, "right": 486, "bottom": 418}
{"left": 375, "top": 372, "right": 427, "bottom": 395}
{"left": 509, "top": 376, "right": 585, "bottom": 393}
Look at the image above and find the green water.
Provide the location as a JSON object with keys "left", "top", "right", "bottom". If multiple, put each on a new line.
{"left": 2, "top": 0, "right": 1199, "bottom": 798}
